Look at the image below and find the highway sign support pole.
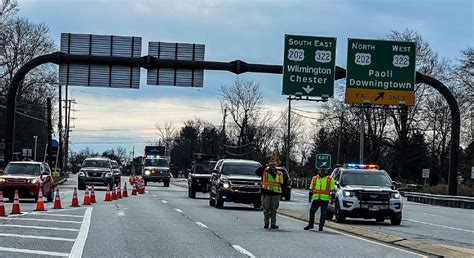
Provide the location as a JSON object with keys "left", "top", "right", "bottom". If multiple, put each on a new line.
{"left": 286, "top": 97, "right": 291, "bottom": 172}
{"left": 359, "top": 110, "right": 364, "bottom": 164}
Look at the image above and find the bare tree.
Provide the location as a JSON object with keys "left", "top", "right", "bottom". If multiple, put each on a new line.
{"left": 154, "top": 121, "right": 177, "bottom": 151}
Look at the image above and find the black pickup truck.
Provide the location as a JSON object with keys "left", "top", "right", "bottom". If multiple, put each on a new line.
{"left": 188, "top": 153, "right": 217, "bottom": 198}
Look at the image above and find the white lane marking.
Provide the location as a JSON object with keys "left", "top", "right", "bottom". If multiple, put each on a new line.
{"left": 174, "top": 209, "right": 183, "bottom": 213}
{"left": 117, "top": 211, "right": 125, "bottom": 216}
{"left": 294, "top": 192, "right": 305, "bottom": 196}
{"left": 405, "top": 219, "right": 474, "bottom": 233}
{"left": 0, "top": 224, "right": 79, "bottom": 232}
{"left": 0, "top": 247, "right": 69, "bottom": 257}
{"left": 231, "top": 245, "right": 255, "bottom": 258}
{"left": 161, "top": 200, "right": 168, "bottom": 204}
{"left": 44, "top": 207, "right": 87, "bottom": 213}
{"left": 0, "top": 217, "right": 82, "bottom": 224}
{"left": 195, "top": 222, "right": 208, "bottom": 229}
{"left": 277, "top": 214, "right": 426, "bottom": 258}
{"left": 419, "top": 212, "right": 440, "bottom": 217}
{"left": 27, "top": 213, "right": 84, "bottom": 218}
{"left": 152, "top": 195, "right": 157, "bottom": 197}
{"left": 145, "top": 191, "right": 149, "bottom": 194}
{"left": 69, "top": 207, "right": 93, "bottom": 258}
{"left": 0, "top": 233, "right": 75, "bottom": 242}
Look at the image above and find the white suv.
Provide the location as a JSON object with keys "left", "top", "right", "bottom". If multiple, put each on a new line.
{"left": 327, "top": 164, "right": 403, "bottom": 225}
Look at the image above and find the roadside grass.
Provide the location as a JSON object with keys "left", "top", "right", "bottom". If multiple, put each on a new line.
{"left": 424, "top": 182, "right": 474, "bottom": 197}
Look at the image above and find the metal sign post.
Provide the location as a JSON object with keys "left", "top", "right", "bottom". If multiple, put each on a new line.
{"left": 422, "top": 169, "right": 430, "bottom": 185}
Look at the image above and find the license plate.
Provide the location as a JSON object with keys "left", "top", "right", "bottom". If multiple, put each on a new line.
{"left": 93, "top": 173, "right": 97, "bottom": 176}
{"left": 369, "top": 205, "right": 379, "bottom": 211}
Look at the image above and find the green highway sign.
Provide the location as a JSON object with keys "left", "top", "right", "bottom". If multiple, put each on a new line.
{"left": 345, "top": 38, "right": 416, "bottom": 106}
{"left": 315, "top": 154, "right": 332, "bottom": 169}
{"left": 282, "top": 34, "right": 336, "bottom": 97}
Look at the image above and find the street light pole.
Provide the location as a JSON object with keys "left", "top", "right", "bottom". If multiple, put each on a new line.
{"left": 33, "top": 136, "right": 38, "bottom": 161}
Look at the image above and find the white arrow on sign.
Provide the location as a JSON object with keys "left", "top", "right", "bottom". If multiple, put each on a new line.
{"left": 302, "top": 85, "right": 314, "bottom": 94}
{"left": 321, "top": 162, "right": 327, "bottom": 166}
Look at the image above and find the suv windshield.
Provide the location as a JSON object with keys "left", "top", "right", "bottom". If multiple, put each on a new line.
{"left": 194, "top": 162, "right": 216, "bottom": 174}
{"left": 341, "top": 172, "right": 392, "bottom": 187}
{"left": 222, "top": 163, "right": 260, "bottom": 175}
{"left": 83, "top": 160, "right": 110, "bottom": 168}
{"left": 5, "top": 163, "right": 41, "bottom": 175}
{"left": 145, "top": 158, "right": 169, "bottom": 167}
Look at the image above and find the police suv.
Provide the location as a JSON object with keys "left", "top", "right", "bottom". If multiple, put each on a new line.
{"left": 327, "top": 164, "right": 403, "bottom": 225}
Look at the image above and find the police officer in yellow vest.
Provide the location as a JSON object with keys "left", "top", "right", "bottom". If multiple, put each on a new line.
{"left": 304, "top": 165, "right": 336, "bottom": 231}
{"left": 256, "top": 159, "right": 284, "bottom": 229}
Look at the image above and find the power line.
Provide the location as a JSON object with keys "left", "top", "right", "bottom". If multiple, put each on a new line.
{"left": 0, "top": 105, "right": 46, "bottom": 122}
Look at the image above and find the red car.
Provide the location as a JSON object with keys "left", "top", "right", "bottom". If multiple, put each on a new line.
{"left": 0, "top": 161, "right": 54, "bottom": 201}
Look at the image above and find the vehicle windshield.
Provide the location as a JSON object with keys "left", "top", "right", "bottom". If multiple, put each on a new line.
{"left": 82, "top": 160, "right": 110, "bottom": 168}
{"left": 194, "top": 162, "right": 216, "bottom": 174}
{"left": 341, "top": 172, "right": 392, "bottom": 187}
{"left": 145, "top": 158, "right": 169, "bottom": 167}
{"left": 222, "top": 163, "right": 260, "bottom": 175}
{"left": 4, "top": 163, "right": 41, "bottom": 175}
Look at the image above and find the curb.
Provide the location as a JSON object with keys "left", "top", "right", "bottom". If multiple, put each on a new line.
{"left": 277, "top": 208, "right": 474, "bottom": 258}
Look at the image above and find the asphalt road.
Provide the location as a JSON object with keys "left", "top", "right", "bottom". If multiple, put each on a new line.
{"left": 287, "top": 188, "right": 474, "bottom": 248}
{"left": 0, "top": 176, "right": 425, "bottom": 257}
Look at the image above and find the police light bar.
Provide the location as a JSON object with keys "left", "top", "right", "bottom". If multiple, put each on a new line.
{"left": 344, "top": 164, "right": 379, "bottom": 169}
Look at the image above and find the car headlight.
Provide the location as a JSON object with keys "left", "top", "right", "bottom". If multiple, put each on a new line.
{"left": 391, "top": 192, "right": 401, "bottom": 199}
{"left": 105, "top": 173, "right": 112, "bottom": 177}
{"left": 78, "top": 172, "right": 85, "bottom": 177}
{"left": 222, "top": 182, "right": 230, "bottom": 189}
{"left": 0, "top": 178, "right": 6, "bottom": 183}
{"left": 145, "top": 170, "right": 151, "bottom": 176}
{"left": 29, "top": 178, "right": 39, "bottom": 184}
{"left": 343, "top": 191, "right": 356, "bottom": 197}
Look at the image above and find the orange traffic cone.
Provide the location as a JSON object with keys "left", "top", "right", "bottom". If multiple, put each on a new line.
{"left": 104, "top": 185, "right": 112, "bottom": 202}
{"left": 11, "top": 190, "right": 21, "bottom": 214}
{"left": 35, "top": 188, "right": 46, "bottom": 211}
{"left": 53, "top": 188, "right": 62, "bottom": 209}
{"left": 90, "top": 185, "right": 97, "bottom": 203}
{"left": 83, "top": 186, "right": 91, "bottom": 205}
{"left": 117, "top": 185, "right": 122, "bottom": 199}
{"left": 131, "top": 183, "right": 137, "bottom": 196}
{"left": 71, "top": 188, "right": 80, "bottom": 207}
{"left": 111, "top": 185, "right": 117, "bottom": 200}
{"left": 122, "top": 183, "right": 128, "bottom": 198}
{"left": 0, "top": 191, "right": 6, "bottom": 216}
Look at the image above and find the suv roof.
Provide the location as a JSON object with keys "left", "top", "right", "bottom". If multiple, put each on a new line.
{"left": 9, "top": 161, "right": 45, "bottom": 165}
{"left": 219, "top": 159, "right": 261, "bottom": 165}
{"left": 84, "top": 157, "right": 110, "bottom": 161}
{"left": 339, "top": 168, "right": 386, "bottom": 174}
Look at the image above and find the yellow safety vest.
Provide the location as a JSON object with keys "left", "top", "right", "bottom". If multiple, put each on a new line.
{"left": 262, "top": 169, "right": 283, "bottom": 194}
{"left": 310, "top": 176, "right": 334, "bottom": 201}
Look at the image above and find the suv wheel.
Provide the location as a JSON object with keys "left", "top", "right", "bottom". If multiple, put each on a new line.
{"left": 335, "top": 200, "right": 346, "bottom": 223}
{"left": 390, "top": 214, "right": 402, "bottom": 225}
{"left": 144, "top": 180, "right": 148, "bottom": 186}
{"left": 215, "top": 191, "right": 224, "bottom": 208}
{"left": 189, "top": 186, "right": 196, "bottom": 198}
{"left": 284, "top": 191, "right": 291, "bottom": 201}
{"left": 164, "top": 180, "right": 170, "bottom": 187}
{"left": 253, "top": 200, "right": 261, "bottom": 209}
{"left": 209, "top": 192, "right": 215, "bottom": 206}
{"left": 78, "top": 184, "right": 85, "bottom": 190}
{"left": 376, "top": 216, "right": 386, "bottom": 223}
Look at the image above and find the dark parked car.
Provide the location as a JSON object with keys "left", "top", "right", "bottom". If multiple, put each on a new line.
{"left": 209, "top": 159, "right": 262, "bottom": 209}
{"left": 0, "top": 161, "right": 54, "bottom": 201}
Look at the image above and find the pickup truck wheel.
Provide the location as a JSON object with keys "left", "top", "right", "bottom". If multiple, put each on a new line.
{"left": 253, "top": 200, "right": 261, "bottom": 209}
{"left": 144, "top": 181, "right": 148, "bottom": 186}
{"left": 164, "top": 180, "right": 170, "bottom": 187}
{"left": 390, "top": 214, "right": 402, "bottom": 225}
{"left": 78, "top": 184, "right": 85, "bottom": 190}
{"left": 215, "top": 192, "right": 224, "bottom": 209}
{"left": 209, "top": 192, "right": 215, "bottom": 206}
{"left": 326, "top": 209, "right": 334, "bottom": 221}
{"left": 335, "top": 200, "right": 346, "bottom": 223}
{"left": 376, "top": 216, "right": 386, "bottom": 223}
{"left": 189, "top": 186, "right": 196, "bottom": 199}
{"left": 46, "top": 187, "right": 54, "bottom": 202}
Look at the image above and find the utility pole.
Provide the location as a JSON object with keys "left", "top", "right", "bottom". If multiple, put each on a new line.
{"left": 33, "top": 136, "right": 38, "bottom": 161}
{"left": 286, "top": 97, "right": 291, "bottom": 172}
{"left": 64, "top": 99, "right": 74, "bottom": 173}
{"left": 63, "top": 84, "right": 68, "bottom": 172}
{"left": 58, "top": 85, "right": 63, "bottom": 172}
{"left": 46, "top": 97, "right": 52, "bottom": 166}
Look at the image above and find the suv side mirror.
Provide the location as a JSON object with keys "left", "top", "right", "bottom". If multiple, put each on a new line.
{"left": 77, "top": 164, "right": 82, "bottom": 168}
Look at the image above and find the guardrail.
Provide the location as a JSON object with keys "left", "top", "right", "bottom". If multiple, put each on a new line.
{"left": 403, "top": 191, "right": 474, "bottom": 209}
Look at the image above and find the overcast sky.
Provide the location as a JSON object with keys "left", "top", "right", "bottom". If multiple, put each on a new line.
{"left": 18, "top": 0, "right": 473, "bottom": 156}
